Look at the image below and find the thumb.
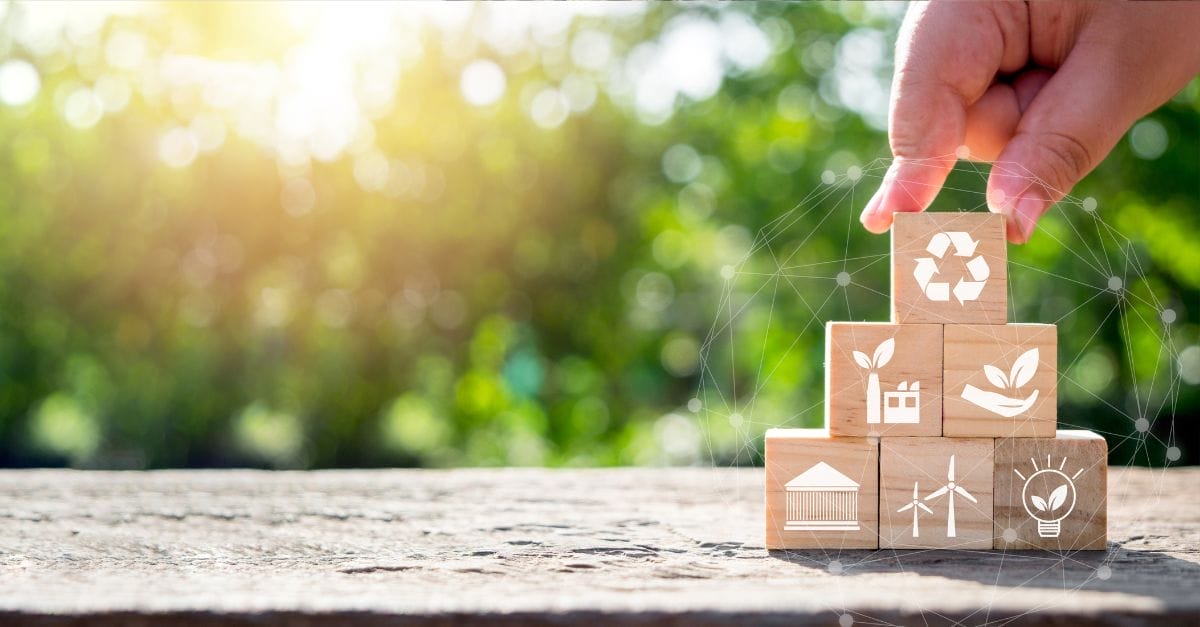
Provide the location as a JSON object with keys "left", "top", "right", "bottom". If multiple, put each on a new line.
{"left": 861, "top": 3, "right": 1028, "bottom": 234}
{"left": 985, "top": 56, "right": 1131, "bottom": 243}
{"left": 987, "top": 7, "right": 1200, "bottom": 243}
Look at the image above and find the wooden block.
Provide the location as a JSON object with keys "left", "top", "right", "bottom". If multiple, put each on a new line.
{"left": 879, "top": 437, "right": 994, "bottom": 549}
{"left": 891, "top": 212, "right": 1007, "bottom": 324}
{"left": 826, "top": 322, "right": 942, "bottom": 437}
{"left": 943, "top": 324, "right": 1057, "bottom": 438}
{"left": 994, "top": 430, "right": 1108, "bottom": 550}
{"left": 764, "top": 429, "right": 878, "bottom": 549}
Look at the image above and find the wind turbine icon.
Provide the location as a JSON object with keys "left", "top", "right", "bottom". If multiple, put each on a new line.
{"left": 923, "top": 455, "right": 977, "bottom": 537}
{"left": 896, "top": 481, "right": 933, "bottom": 537}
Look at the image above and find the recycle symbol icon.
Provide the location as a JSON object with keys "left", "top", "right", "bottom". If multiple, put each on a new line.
{"left": 914, "top": 231, "right": 990, "bottom": 304}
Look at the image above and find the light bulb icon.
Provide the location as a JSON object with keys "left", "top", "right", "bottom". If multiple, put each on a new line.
{"left": 1017, "top": 456, "right": 1083, "bottom": 538}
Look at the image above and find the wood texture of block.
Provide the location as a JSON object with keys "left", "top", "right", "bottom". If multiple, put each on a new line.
{"left": 826, "top": 322, "right": 942, "bottom": 437}
{"left": 943, "top": 324, "right": 1057, "bottom": 438}
{"left": 879, "top": 437, "right": 994, "bottom": 549}
{"left": 891, "top": 212, "right": 1007, "bottom": 324}
{"left": 994, "top": 430, "right": 1108, "bottom": 550}
{"left": 2, "top": 468, "right": 1198, "bottom": 622}
{"left": 764, "top": 428, "right": 878, "bottom": 549}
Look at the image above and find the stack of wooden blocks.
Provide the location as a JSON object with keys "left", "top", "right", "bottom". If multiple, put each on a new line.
{"left": 765, "top": 213, "right": 1108, "bottom": 551}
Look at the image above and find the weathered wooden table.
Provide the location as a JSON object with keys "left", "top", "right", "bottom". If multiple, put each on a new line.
{"left": 1, "top": 467, "right": 1196, "bottom": 626}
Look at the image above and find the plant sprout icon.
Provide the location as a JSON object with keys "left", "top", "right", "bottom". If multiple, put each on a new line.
{"left": 1017, "top": 456, "right": 1082, "bottom": 538}
{"left": 853, "top": 338, "right": 894, "bottom": 424}
{"left": 896, "top": 481, "right": 933, "bottom": 538}
{"left": 923, "top": 455, "right": 977, "bottom": 538}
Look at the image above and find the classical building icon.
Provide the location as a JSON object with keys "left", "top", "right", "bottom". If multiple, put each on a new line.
{"left": 785, "top": 461, "right": 860, "bottom": 531}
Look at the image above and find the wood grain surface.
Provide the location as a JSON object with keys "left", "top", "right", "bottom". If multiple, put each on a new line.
{"left": 765, "top": 428, "right": 879, "bottom": 549}
{"left": 944, "top": 323, "right": 1058, "bottom": 437}
{"left": 995, "top": 430, "right": 1108, "bottom": 550}
{"left": 891, "top": 212, "right": 1008, "bottom": 325}
{"left": 826, "top": 323, "right": 943, "bottom": 437}
{"left": 879, "top": 437, "right": 994, "bottom": 550}
{"left": 0, "top": 467, "right": 1197, "bottom": 626}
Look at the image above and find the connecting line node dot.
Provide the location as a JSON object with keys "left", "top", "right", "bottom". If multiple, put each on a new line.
{"left": 700, "top": 157, "right": 1176, "bottom": 580}
{"left": 839, "top": 613, "right": 854, "bottom": 627}
{"left": 988, "top": 188, "right": 1007, "bottom": 208}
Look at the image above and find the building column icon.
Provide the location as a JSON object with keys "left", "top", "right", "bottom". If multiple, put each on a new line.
{"left": 784, "top": 461, "right": 861, "bottom": 531}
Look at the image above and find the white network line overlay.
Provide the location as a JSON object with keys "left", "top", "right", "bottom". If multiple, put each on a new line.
{"left": 693, "top": 153, "right": 1184, "bottom": 626}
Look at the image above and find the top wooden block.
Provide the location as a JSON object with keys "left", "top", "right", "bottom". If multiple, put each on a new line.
{"left": 892, "top": 212, "right": 1007, "bottom": 324}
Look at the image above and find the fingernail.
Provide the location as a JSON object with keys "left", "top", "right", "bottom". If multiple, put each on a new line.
{"left": 1011, "top": 195, "right": 1044, "bottom": 243}
{"left": 859, "top": 179, "right": 893, "bottom": 233}
{"left": 859, "top": 183, "right": 887, "bottom": 230}
{"left": 987, "top": 165, "right": 1026, "bottom": 215}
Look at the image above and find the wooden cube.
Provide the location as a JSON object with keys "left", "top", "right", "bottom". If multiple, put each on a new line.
{"left": 943, "top": 324, "right": 1057, "bottom": 438}
{"left": 765, "top": 429, "right": 878, "bottom": 549}
{"left": 892, "top": 212, "right": 1007, "bottom": 324}
{"left": 994, "top": 430, "right": 1107, "bottom": 550}
{"left": 879, "top": 437, "right": 994, "bottom": 549}
{"left": 826, "top": 322, "right": 943, "bottom": 437}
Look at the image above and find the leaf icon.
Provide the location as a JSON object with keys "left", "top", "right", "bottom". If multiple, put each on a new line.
{"left": 983, "top": 365, "right": 1009, "bottom": 389}
{"left": 1030, "top": 495, "right": 1048, "bottom": 512}
{"left": 1047, "top": 484, "right": 1069, "bottom": 511}
{"left": 853, "top": 351, "right": 871, "bottom": 369}
{"left": 1009, "top": 348, "right": 1039, "bottom": 389}
{"left": 873, "top": 338, "right": 895, "bottom": 369}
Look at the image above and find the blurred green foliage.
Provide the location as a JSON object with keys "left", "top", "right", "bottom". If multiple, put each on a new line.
{"left": 0, "top": 2, "right": 1195, "bottom": 469}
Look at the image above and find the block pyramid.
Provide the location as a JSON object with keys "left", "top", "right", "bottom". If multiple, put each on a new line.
{"left": 765, "top": 212, "right": 1108, "bottom": 550}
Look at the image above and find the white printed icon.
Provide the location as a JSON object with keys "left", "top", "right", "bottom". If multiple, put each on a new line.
{"left": 1016, "top": 456, "right": 1082, "bottom": 538}
{"left": 853, "top": 338, "right": 921, "bottom": 424}
{"left": 784, "top": 462, "right": 860, "bottom": 531}
{"left": 961, "top": 348, "right": 1040, "bottom": 417}
{"left": 896, "top": 481, "right": 933, "bottom": 538}
{"left": 914, "top": 231, "right": 989, "bottom": 304}
{"left": 883, "top": 381, "right": 920, "bottom": 423}
{"left": 923, "top": 455, "right": 977, "bottom": 538}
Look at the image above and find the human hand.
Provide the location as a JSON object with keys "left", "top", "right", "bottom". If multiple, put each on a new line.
{"left": 859, "top": 1, "right": 1200, "bottom": 243}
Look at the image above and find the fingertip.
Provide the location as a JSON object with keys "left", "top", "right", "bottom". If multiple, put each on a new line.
{"left": 1004, "top": 219, "right": 1027, "bottom": 244}
{"left": 859, "top": 186, "right": 892, "bottom": 234}
{"left": 999, "top": 194, "right": 1048, "bottom": 244}
{"left": 1009, "top": 195, "right": 1046, "bottom": 244}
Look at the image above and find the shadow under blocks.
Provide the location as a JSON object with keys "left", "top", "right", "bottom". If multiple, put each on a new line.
{"left": 765, "top": 212, "right": 1107, "bottom": 552}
